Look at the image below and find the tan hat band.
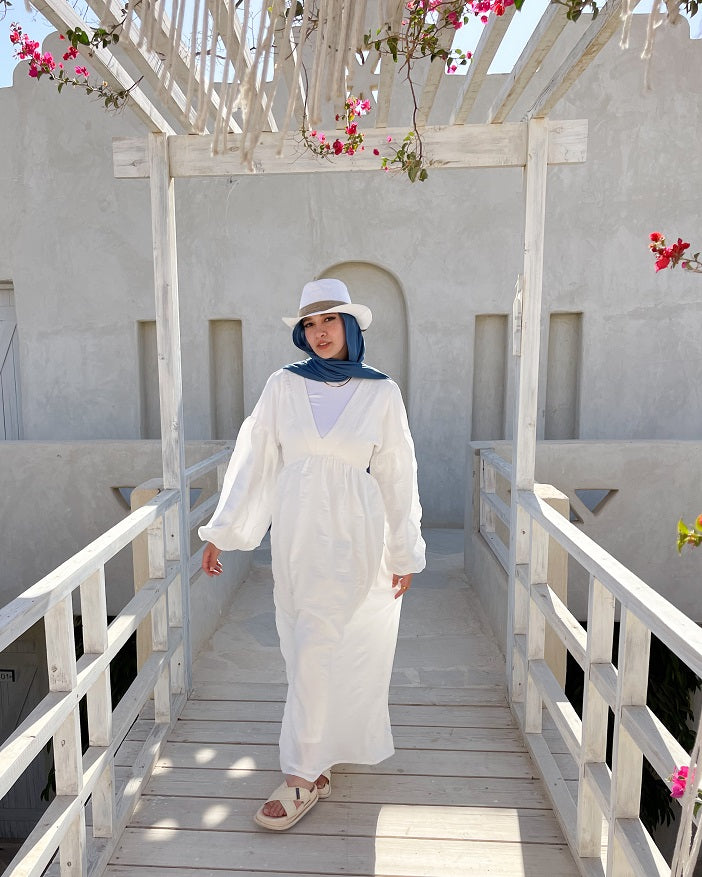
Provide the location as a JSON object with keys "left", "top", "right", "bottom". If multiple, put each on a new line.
{"left": 298, "top": 300, "right": 347, "bottom": 317}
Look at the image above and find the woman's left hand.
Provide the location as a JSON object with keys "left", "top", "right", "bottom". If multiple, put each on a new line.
{"left": 392, "top": 573, "right": 413, "bottom": 599}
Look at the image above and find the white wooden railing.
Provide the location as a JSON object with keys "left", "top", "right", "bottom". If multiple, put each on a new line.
{"left": 478, "top": 446, "right": 702, "bottom": 876}
{"left": 0, "top": 448, "right": 229, "bottom": 877}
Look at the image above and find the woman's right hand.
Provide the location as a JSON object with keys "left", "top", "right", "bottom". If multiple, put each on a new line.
{"left": 202, "top": 542, "right": 223, "bottom": 577}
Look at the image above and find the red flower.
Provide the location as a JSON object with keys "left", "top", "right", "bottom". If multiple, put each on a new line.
{"left": 345, "top": 123, "right": 357, "bottom": 136}
{"left": 650, "top": 232, "right": 663, "bottom": 243}
{"left": 373, "top": 148, "right": 380, "bottom": 156}
{"left": 655, "top": 256, "right": 671, "bottom": 272}
{"left": 332, "top": 139, "right": 344, "bottom": 155}
{"left": 75, "top": 65, "right": 89, "bottom": 77}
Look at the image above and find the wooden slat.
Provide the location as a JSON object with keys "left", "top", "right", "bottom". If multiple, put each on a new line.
{"left": 480, "top": 525, "right": 509, "bottom": 571}
{"left": 130, "top": 795, "right": 567, "bottom": 842}
{"left": 590, "top": 662, "right": 617, "bottom": 709}
{"left": 450, "top": 6, "right": 516, "bottom": 125}
{"left": 529, "top": 0, "right": 624, "bottom": 119}
{"left": 415, "top": 25, "right": 457, "bottom": 128}
{"left": 144, "top": 765, "right": 555, "bottom": 809}
{"left": 110, "top": 826, "right": 579, "bottom": 875}
{"left": 615, "top": 818, "right": 669, "bottom": 877}
{"left": 584, "top": 760, "right": 611, "bottom": 820}
{"left": 29, "top": 0, "right": 174, "bottom": 134}
{"left": 188, "top": 682, "right": 507, "bottom": 706}
{"left": 518, "top": 488, "right": 702, "bottom": 678}
{"left": 112, "top": 119, "right": 588, "bottom": 179}
{"left": 188, "top": 492, "right": 219, "bottom": 529}
{"left": 127, "top": 719, "right": 526, "bottom": 752}
{"left": 480, "top": 448, "right": 512, "bottom": 482}
{"left": 621, "top": 705, "right": 690, "bottom": 791}
{"left": 185, "top": 447, "right": 232, "bottom": 484}
{"left": 530, "top": 582, "right": 587, "bottom": 669}
{"left": 481, "top": 489, "right": 510, "bottom": 528}
{"left": 142, "top": 741, "right": 537, "bottom": 779}
{"left": 528, "top": 659, "right": 582, "bottom": 761}
{"left": 169, "top": 699, "right": 516, "bottom": 728}
{"left": 488, "top": 3, "right": 569, "bottom": 123}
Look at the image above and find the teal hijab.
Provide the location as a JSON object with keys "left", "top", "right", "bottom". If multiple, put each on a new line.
{"left": 284, "top": 313, "right": 388, "bottom": 383}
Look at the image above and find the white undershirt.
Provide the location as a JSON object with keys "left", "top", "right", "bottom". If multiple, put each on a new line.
{"left": 304, "top": 377, "right": 360, "bottom": 438}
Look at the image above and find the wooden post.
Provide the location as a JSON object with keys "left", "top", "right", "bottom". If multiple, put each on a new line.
{"left": 148, "top": 132, "right": 192, "bottom": 692}
{"left": 79, "top": 568, "right": 115, "bottom": 839}
{"left": 130, "top": 482, "right": 161, "bottom": 670}
{"left": 507, "top": 117, "right": 549, "bottom": 700}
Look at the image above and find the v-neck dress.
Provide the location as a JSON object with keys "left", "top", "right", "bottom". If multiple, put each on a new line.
{"left": 199, "top": 368, "right": 426, "bottom": 781}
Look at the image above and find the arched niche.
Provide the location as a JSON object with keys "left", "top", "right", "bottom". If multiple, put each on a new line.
{"left": 320, "top": 262, "right": 408, "bottom": 400}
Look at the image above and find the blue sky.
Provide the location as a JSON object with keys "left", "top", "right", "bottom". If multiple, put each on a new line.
{"left": 1, "top": 1, "right": 699, "bottom": 89}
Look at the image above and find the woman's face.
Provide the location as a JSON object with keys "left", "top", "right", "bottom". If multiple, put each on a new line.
{"left": 302, "top": 312, "right": 348, "bottom": 360}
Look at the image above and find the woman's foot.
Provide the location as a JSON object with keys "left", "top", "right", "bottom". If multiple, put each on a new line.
{"left": 262, "top": 775, "right": 314, "bottom": 818}
{"left": 315, "top": 770, "right": 331, "bottom": 798}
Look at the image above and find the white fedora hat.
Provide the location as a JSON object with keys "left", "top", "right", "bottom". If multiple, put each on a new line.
{"left": 282, "top": 278, "right": 372, "bottom": 330}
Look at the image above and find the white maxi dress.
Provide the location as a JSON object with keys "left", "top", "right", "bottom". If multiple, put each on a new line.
{"left": 199, "top": 368, "right": 426, "bottom": 782}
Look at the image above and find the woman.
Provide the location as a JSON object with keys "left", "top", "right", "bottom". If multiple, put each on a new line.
{"left": 199, "top": 278, "right": 425, "bottom": 830}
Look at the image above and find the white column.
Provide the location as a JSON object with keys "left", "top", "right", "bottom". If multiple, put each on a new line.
{"left": 507, "top": 118, "right": 549, "bottom": 700}
{"left": 148, "top": 132, "right": 192, "bottom": 691}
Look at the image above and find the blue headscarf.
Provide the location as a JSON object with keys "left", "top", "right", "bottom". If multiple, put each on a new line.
{"left": 283, "top": 313, "right": 388, "bottom": 382}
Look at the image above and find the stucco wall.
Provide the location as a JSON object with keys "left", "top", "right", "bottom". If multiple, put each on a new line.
{"left": 0, "top": 19, "right": 700, "bottom": 528}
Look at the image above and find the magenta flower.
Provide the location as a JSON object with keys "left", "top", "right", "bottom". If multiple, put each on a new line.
{"left": 75, "top": 65, "right": 89, "bottom": 77}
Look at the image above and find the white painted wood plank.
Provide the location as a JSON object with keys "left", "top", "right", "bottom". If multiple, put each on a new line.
{"left": 112, "top": 120, "right": 588, "bottom": 179}
{"left": 488, "top": 3, "right": 569, "bottom": 123}
{"left": 415, "top": 25, "right": 456, "bottom": 128}
{"left": 171, "top": 699, "right": 516, "bottom": 728}
{"left": 110, "top": 826, "right": 579, "bottom": 875}
{"left": 530, "top": 583, "right": 586, "bottom": 669}
{"left": 145, "top": 766, "right": 554, "bottom": 809}
{"left": 188, "top": 683, "right": 507, "bottom": 706}
{"left": 126, "top": 719, "right": 527, "bottom": 752}
{"left": 450, "top": 5, "right": 516, "bottom": 125}
{"left": 145, "top": 741, "right": 539, "bottom": 779}
{"left": 526, "top": 523, "right": 548, "bottom": 733}
{"left": 130, "top": 795, "right": 566, "bottom": 842}
{"left": 607, "top": 608, "right": 650, "bottom": 875}
{"left": 529, "top": 0, "right": 624, "bottom": 119}
{"left": 480, "top": 448, "right": 512, "bottom": 483}
{"left": 615, "top": 818, "right": 669, "bottom": 877}
{"left": 185, "top": 448, "right": 233, "bottom": 485}
{"left": 577, "top": 575, "right": 614, "bottom": 857}
{"left": 528, "top": 659, "right": 582, "bottom": 762}
{"left": 148, "top": 133, "right": 192, "bottom": 692}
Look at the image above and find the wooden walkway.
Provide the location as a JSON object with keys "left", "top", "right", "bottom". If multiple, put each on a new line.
{"left": 106, "top": 530, "right": 579, "bottom": 877}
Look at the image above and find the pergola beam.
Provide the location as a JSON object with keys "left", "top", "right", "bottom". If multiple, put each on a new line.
{"left": 450, "top": 6, "right": 516, "bottom": 126}
{"left": 415, "top": 24, "right": 457, "bottom": 128}
{"left": 529, "top": 0, "right": 624, "bottom": 118}
{"left": 488, "top": 3, "right": 569, "bottom": 124}
{"left": 113, "top": 119, "right": 587, "bottom": 178}
{"left": 31, "top": 0, "right": 174, "bottom": 134}
{"left": 97, "top": 0, "right": 204, "bottom": 133}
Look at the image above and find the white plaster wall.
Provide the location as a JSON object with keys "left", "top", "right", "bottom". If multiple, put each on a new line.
{"left": 0, "top": 21, "right": 700, "bottom": 527}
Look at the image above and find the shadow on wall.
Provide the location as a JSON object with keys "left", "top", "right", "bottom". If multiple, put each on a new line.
{"left": 321, "top": 261, "right": 408, "bottom": 400}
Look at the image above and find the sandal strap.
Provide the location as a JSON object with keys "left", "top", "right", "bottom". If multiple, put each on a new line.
{"left": 264, "top": 782, "right": 316, "bottom": 816}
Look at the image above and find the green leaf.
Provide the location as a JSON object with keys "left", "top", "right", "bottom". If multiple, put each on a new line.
{"left": 678, "top": 519, "right": 690, "bottom": 536}
{"left": 514, "top": 0, "right": 525, "bottom": 8}
{"left": 408, "top": 165, "right": 418, "bottom": 182}
{"left": 419, "top": 168, "right": 428, "bottom": 181}
{"left": 57, "top": 81, "right": 64, "bottom": 93}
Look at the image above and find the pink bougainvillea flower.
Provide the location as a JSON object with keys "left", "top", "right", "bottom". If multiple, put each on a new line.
{"left": 373, "top": 148, "right": 380, "bottom": 156}
{"left": 319, "top": 134, "right": 326, "bottom": 142}
{"left": 650, "top": 232, "right": 663, "bottom": 243}
{"left": 387, "top": 136, "right": 392, "bottom": 142}
{"left": 447, "top": 63, "right": 457, "bottom": 73}
{"left": 63, "top": 46, "right": 78, "bottom": 61}
{"left": 28, "top": 64, "right": 39, "bottom": 77}
{"left": 332, "top": 139, "right": 344, "bottom": 155}
{"left": 670, "top": 765, "right": 694, "bottom": 799}
{"left": 75, "top": 65, "right": 89, "bottom": 77}
{"left": 655, "top": 256, "right": 671, "bottom": 272}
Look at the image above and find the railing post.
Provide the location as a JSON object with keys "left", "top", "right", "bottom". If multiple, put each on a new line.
{"left": 577, "top": 575, "right": 615, "bottom": 858}
{"left": 79, "top": 568, "right": 115, "bottom": 839}
{"left": 45, "top": 594, "right": 87, "bottom": 876}
{"left": 130, "top": 482, "right": 161, "bottom": 671}
{"left": 148, "top": 131, "right": 192, "bottom": 692}
{"left": 507, "top": 117, "right": 549, "bottom": 701}
{"left": 607, "top": 607, "right": 650, "bottom": 875}
{"left": 148, "top": 514, "right": 171, "bottom": 724}
{"left": 525, "top": 521, "right": 548, "bottom": 732}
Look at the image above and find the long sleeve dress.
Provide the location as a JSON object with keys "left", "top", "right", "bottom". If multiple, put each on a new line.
{"left": 198, "top": 368, "right": 426, "bottom": 781}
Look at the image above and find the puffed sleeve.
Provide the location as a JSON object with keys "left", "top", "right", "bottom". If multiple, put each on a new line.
{"left": 198, "top": 373, "right": 282, "bottom": 551}
{"left": 370, "top": 382, "right": 426, "bottom": 575}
